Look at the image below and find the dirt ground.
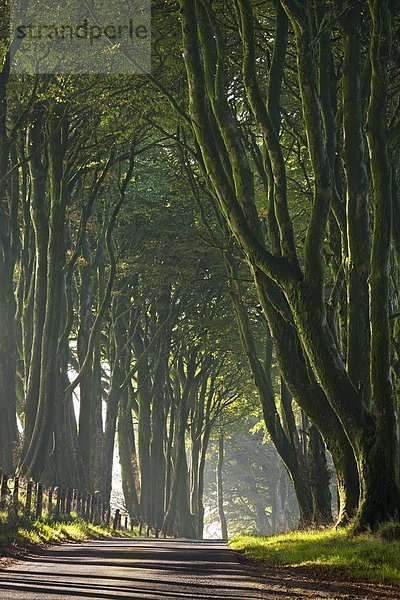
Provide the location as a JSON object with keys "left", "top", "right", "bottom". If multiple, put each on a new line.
{"left": 240, "top": 554, "right": 400, "bottom": 599}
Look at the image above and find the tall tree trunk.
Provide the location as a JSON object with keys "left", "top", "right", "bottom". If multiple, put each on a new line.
{"left": 0, "top": 259, "right": 18, "bottom": 474}
{"left": 90, "top": 340, "right": 105, "bottom": 494}
{"left": 180, "top": 0, "right": 359, "bottom": 524}
{"left": 77, "top": 237, "right": 95, "bottom": 488}
{"left": 163, "top": 360, "right": 196, "bottom": 538}
{"left": 308, "top": 425, "right": 333, "bottom": 526}
{"left": 217, "top": 435, "right": 228, "bottom": 540}
{"left": 150, "top": 310, "right": 170, "bottom": 529}
{"left": 0, "top": 54, "right": 18, "bottom": 474}
{"left": 190, "top": 377, "right": 207, "bottom": 537}
{"left": 197, "top": 423, "right": 211, "bottom": 539}
{"left": 164, "top": 391, "right": 175, "bottom": 514}
{"left": 227, "top": 258, "right": 314, "bottom": 527}
{"left": 51, "top": 347, "right": 86, "bottom": 489}
{"left": 23, "top": 104, "right": 48, "bottom": 455}
{"left": 20, "top": 103, "right": 67, "bottom": 481}
{"left": 102, "top": 296, "right": 125, "bottom": 506}
{"left": 133, "top": 323, "right": 152, "bottom": 520}
{"left": 357, "top": 0, "right": 400, "bottom": 529}
{"left": 339, "top": 0, "right": 371, "bottom": 406}
{"left": 118, "top": 391, "right": 140, "bottom": 518}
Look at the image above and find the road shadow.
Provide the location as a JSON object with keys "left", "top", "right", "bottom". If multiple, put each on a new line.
{"left": 0, "top": 539, "right": 267, "bottom": 599}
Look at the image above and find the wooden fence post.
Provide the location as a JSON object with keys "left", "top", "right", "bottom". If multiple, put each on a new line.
{"left": 0, "top": 474, "right": 8, "bottom": 510}
{"left": 12, "top": 476, "right": 19, "bottom": 513}
{"left": 72, "top": 489, "right": 78, "bottom": 514}
{"left": 35, "top": 482, "right": 43, "bottom": 519}
{"left": 105, "top": 506, "right": 111, "bottom": 528}
{"left": 124, "top": 515, "right": 128, "bottom": 530}
{"left": 25, "top": 480, "right": 33, "bottom": 518}
{"left": 48, "top": 488, "right": 53, "bottom": 519}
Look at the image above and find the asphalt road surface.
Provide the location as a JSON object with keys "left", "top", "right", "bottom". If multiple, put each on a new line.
{"left": 0, "top": 538, "right": 267, "bottom": 599}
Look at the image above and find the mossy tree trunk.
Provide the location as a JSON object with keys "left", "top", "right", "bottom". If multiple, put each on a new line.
{"left": 20, "top": 103, "right": 68, "bottom": 481}
{"left": 23, "top": 103, "right": 48, "bottom": 458}
{"left": 178, "top": 0, "right": 400, "bottom": 530}
{"left": 103, "top": 287, "right": 128, "bottom": 506}
{"left": 308, "top": 425, "right": 333, "bottom": 526}
{"left": 0, "top": 54, "right": 19, "bottom": 474}
{"left": 118, "top": 363, "right": 141, "bottom": 519}
{"left": 339, "top": 1, "right": 371, "bottom": 406}
{"left": 357, "top": 0, "right": 400, "bottom": 529}
{"left": 226, "top": 252, "right": 339, "bottom": 526}
{"left": 149, "top": 290, "right": 172, "bottom": 530}
{"left": 77, "top": 235, "right": 95, "bottom": 488}
{"left": 132, "top": 318, "right": 152, "bottom": 521}
{"left": 162, "top": 351, "right": 197, "bottom": 538}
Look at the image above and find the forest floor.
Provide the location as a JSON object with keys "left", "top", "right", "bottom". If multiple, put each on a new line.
{"left": 231, "top": 528, "right": 400, "bottom": 598}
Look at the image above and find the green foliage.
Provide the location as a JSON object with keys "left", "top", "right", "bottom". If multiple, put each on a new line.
{"left": 230, "top": 528, "right": 400, "bottom": 585}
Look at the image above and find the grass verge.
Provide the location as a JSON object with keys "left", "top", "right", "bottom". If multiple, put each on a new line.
{"left": 229, "top": 528, "right": 400, "bottom": 585}
{"left": 0, "top": 512, "right": 134, "bottom": 558}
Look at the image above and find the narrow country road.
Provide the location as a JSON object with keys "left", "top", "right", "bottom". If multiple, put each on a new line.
{"left": 1, "top": 538, "right": 399, "bottom": 599}
{"left": 0, "top": 539, "right": 265, "bottom": 599}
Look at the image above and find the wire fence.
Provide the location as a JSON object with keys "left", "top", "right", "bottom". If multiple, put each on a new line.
{"left": 0, "top": 472, "right": 135, "bottom": 533}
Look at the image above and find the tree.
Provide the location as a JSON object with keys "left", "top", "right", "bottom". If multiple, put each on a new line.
{"left": 175, "top": 0, "right": 400, "bottom": 531}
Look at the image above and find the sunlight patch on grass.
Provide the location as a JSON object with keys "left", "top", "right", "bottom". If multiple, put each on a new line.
{"left": 230, "top": 528, "right": 400, "bottom": 585}
{"left": 0, "top": 512, "right": 136, "bottom": 556}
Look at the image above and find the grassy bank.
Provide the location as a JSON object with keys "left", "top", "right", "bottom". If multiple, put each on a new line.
{"left": 0, "top": 512, "right": 134, "bottom": 557}
{"left": 230, "top": 528, "right": 400, "bottom": 585}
